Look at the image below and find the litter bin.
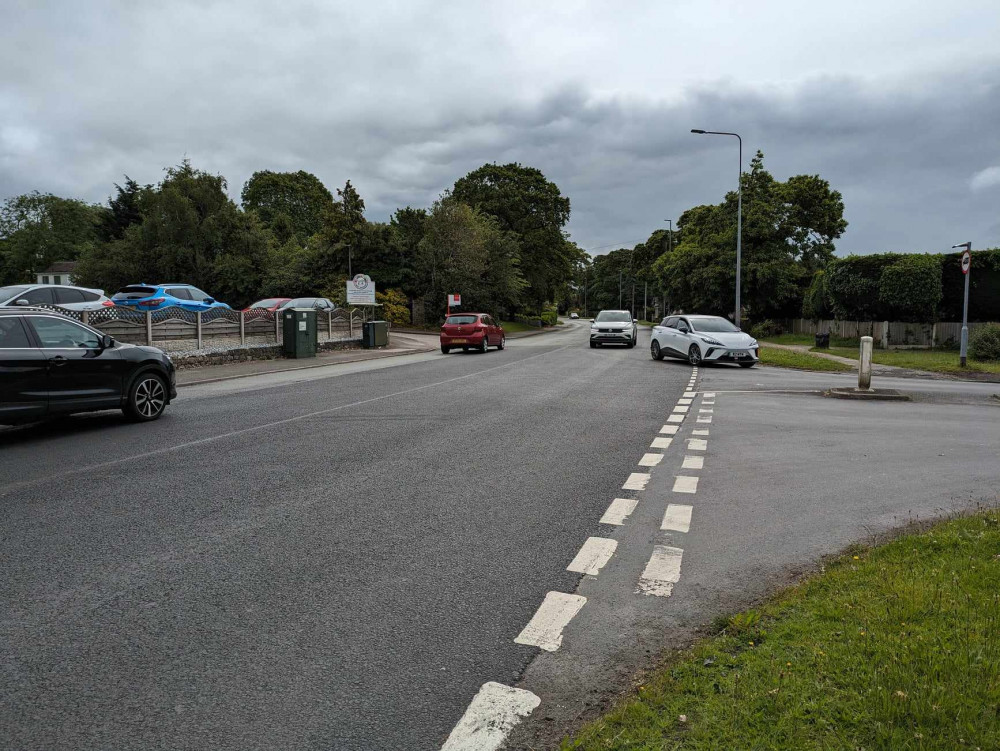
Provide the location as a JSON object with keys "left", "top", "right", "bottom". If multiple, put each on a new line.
{"left": 282, "top": 308, "right": 317, "bottom": 358}
{"left": 361, "top": 320, "right": 389, "bottom": 349}
{"left": 814, "top": 332, "right": 830, "bottom": 349}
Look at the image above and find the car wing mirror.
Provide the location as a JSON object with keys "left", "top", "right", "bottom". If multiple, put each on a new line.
{"left": 100, "top": 334, "right": 115, "bottom": 349}
{"left": 203, "top": 297, "right": 215, "bottom": 304}
{"left": 14, "top": 298, "right": 29, "bottom": 306}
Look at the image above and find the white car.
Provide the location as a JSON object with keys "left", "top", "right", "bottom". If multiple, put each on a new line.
{"left": 569, "top": 312, "right": 579, "bottom": 319}
{"left": 0, "top": 283, "right": 113, "bottom": 312}
{"left": 590, "top": 309, "right": 637, "bottom": 348}
{"left": 650, "top": 314, "right": 759, "bottom": 367}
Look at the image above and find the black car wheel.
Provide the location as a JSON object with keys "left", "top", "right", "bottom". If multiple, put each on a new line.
{"left": 687, "top": 344, "right": 702, "bottom": 366}
{"left": 651, "top": 340, "right": 664, "bottom": 360}
{"left": 479, "top": 336, "right": 489, "bottom": 353}
{"left": 497, "top": 336, "right": 505, "bottom": 351}
{"left": 441, "top": 345, "right": 450, "bottom": 354}
{"left": 590, "top": 341, "right": 598, "bottom": 348}
{"left": 124, "top": 372, "right": 167, "bottom": 422}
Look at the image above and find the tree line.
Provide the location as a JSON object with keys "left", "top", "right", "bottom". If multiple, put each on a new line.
{"left": 0, "top": 161, "right": 585, "bottom": 323}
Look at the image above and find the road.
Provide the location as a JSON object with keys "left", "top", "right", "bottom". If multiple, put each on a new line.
{"left": 0, "top": 320, "right": 688, "bottom": 750}
{"left": 3, "top": 321, "right": 998, "bottom": 751}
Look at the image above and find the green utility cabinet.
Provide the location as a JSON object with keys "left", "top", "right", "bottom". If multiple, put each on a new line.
{"left": 282, "top": 308, "right": 317, "bottom": 358}
{"left": 361, "top": 320, "right": 389, "bottom": 348}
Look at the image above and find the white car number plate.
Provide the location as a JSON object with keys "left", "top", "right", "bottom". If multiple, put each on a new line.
{"left": 732, "top": 350, "right": 749, "bottom": 359}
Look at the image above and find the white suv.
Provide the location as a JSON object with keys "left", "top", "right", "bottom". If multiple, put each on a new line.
{"left": 0, "top": 284, "right": 112, "bottom": 312}
{"left": 650, "top": 314, "right": 759, "bottom": 367}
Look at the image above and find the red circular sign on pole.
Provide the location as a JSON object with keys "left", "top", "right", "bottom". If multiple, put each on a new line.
{"left": 961, "top": 250, "right": 971, "bottom": 275}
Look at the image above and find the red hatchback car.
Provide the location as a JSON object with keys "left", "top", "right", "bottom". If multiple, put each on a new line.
{"left": 440, "top": 313, "right": 506, "bottom": 354}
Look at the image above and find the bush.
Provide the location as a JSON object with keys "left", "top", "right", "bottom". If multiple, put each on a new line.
{"left": 877, "top": 254, "right": 942, "bottom": 322}
{"left": 749, "top": 319, "right": 783, "bottom": 339}
{"left": 802, "top": 270, "right": 832, "bottom": 321}
{"left": 540, "top": 307, "right": 558, "bottom": 326}
{"left": 375, "top": 288, "right": 411, "bottom": 325}
{"left": 969, "top": 324, "right": 1000, "bottom": 361}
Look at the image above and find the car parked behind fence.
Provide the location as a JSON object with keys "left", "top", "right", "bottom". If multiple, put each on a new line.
{"left": 112, "top": 284, "right": 230, "bottom": 312}
{"left": 0, "top": 284, "right": 113, "bottom": 312}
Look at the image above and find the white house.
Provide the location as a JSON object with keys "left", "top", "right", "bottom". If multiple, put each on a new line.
{"left": 36, "top": 261, "right": 78, "bottom": 286}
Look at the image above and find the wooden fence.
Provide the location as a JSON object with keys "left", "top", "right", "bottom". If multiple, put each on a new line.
{"left": 784, "top": 319, "right": 999, "bottom": 348}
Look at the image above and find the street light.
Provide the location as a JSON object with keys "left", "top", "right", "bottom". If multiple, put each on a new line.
{"left": 691, "top": 128, "right": 743, "bottom": 328}
{"left": 952, "top": 241, "right": 972, "bottom": 367}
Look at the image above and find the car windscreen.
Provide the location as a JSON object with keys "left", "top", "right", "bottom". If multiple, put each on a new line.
{"left": 113, "top": 286, "right": 158, "bottom": 299}
{"left": 0, "top": 286, "right": 30, "bottom": 302}
{"left": 445, "top": 315, "right": 478, "bottom": 324}
{"left": 595, "top": 311, "right": 631, "bottom": 322}
{"left": 251, "top": 298, "right": 284, "bottom": 308}
{"left": 690, "top": 317, "right": 739, "bottom": 333}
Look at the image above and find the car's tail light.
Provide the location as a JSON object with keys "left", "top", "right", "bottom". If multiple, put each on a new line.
{"left": 102, "top": 300, "right": 115, "bottom": 307}
{"left": 137, "top": 298, "right": 165, "bottom": 307}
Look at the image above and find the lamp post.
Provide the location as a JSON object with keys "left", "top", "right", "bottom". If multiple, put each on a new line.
{"left": 952, "top": 241, "right": 972, "bottom": 367}
{"left": 691, "top": 129, "right": 742, "bottom": 328}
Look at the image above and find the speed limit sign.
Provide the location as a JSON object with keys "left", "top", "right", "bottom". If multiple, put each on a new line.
{"left": 961, "top": 250, "right": 971, "bottom": 275}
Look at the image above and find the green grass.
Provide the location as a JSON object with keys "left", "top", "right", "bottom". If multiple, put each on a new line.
{"left": 816, "top": 347, "right": 1000, "bottom": 376}
{"left": 758, "top": 345, "right": 852, "bottom": 372}
{"left": 563, "top": 511, "right": 1000, "bottom": 750}
{"left": 500, "top": 320, "right": 542, "bottom": 333}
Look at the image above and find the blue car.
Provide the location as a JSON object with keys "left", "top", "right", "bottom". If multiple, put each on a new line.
{"left": 112, "top": 284, "right": 231, "bottom": 312}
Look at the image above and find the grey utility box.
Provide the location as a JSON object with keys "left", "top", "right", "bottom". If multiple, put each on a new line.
{"left": 361, "top": 320, "right": 389, "bottom": 349}
{"left": 282, "top": 308, "right": 317, "bottom": 358}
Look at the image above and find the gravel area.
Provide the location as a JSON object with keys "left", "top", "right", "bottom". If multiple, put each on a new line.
{"left": 156, "top": 334, "right": 358, "bottom": 359}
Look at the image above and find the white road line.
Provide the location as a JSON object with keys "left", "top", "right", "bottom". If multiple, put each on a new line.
{"left": 600, "top": 497, "right": 638, "bottom": 525}
{"left": 683, "top": 391, "right": 697, "bottom": 398}
{"left": 623, "top": 472, "right": 651, "bottom": 490}
{"left": 693, "top": 429, "right": 709, "bottom": 436}
{"left": 672, "top": 475, "right": 699, "bottom": 493}
{"left": 704, "top": 392, "right": 716, "bottom": 397}
{"left": 667, "top": 414, "right": 685, "bottom": 424}
{"left": 699, "top": 408, "right": 713, "bottom": 414}
{"left": 701, "top": 400, "right": 715, "bottom": 406}
{"left": 673, "top": 405, "right": 689, "bottom": 413}
{"left": 637, "top": 545, "right": 684, "bottom": 597}
{"left": 682, "top": 455, "right": 704, "bottom": 470}
{"left": 650, "top": 436, "right": 672, "bottom": 449}
{"left": 566, "top": 537, "right": 618, "bottom": 576}
{"left": 696, "top": 416, "right": 713, "bottom": 424}
{"left": 441, "top": 682, "right": 541, "bottom": 751}
{"left": 661, "top": 504, "right": 693, "bottom": 533}
{"left": 686, "top": 438, "right": 708, "bottom": 451}
{"left": 639, "top": 452, "right": 663, "bottom": 467}
{"left": 677, "top": 398, "right": 693, "bottom": 405}
{"left": 659, "top": 424, "right": 680, "bottom": 435}
{"left": 514, "top": 592, "right": 587, "bottom": 651}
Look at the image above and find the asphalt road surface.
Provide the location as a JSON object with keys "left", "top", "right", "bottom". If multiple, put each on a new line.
{"left": 4, "top": 323, "right": 998, "bottom": 751}
{"left": 0, "top": 320, "right": 689, "bottom": 750}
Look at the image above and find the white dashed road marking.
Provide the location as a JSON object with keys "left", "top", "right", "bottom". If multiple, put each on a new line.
{"left": 683, "top": 391, "right": 697, "bottom": 398}
{"left": 514, "top": 592, "right": 587, "bottom": 652}
{"left": 704, "top": 392, "right": 716, "bottom": 398}
{"left": 697, "top": 416, "right": 713, "bottom": 424}
{"left": 677, "top": 398, "right": 692, "bottom": 405}
{"left": 650, "top": 436, "right": 672, "bottom": 449}
{"left": 623, "top": 472, "right": 651, "bottom": 490}
{"left": 667, "top": 414, "right": 684, "bottom": 423}
{"left": 693, "top": 429, "right": 710, "bottom": 436}
{"left": 699, "top": 408, "right": 713, "bottom": 414}
{"left": 673, "top": 405, "right": 689, "bottom": 413}
{"left": 637, "top": 545, "right": 684, "bottom": 597}
{"left": 661, "top": 504, "right": 693, "bottom": 533}
{"left": 686, "top": 438, "right": 707, "bottom": 451}
{"left": 659, "top": 424, "right": 679, "bottom": 435}
{"left": 682, "top": 455, "right": 704, "bottom": 470}
{"left": 672, "top": 475, "right": 699, "bottom": 494}
{"left": 441, "top": 682, "right": 541, "bottom": 751}
{"left": 639, "top": 453, "right": 663, "bottom": 467}
{"left": 600, "top": 497, "right": 638, "bottom": 526}
{"left": 702, "top": 400, "right": 715, "bottom": 406}
{"left": 566, "top": 537, "right": 618, "bottom": 576}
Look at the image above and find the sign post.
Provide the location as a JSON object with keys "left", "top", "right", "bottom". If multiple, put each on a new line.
{"left": 447, "top": 293, "right": 461, "bottom": 319}
{"left": 346, "top": 274, "right": 376, "bottom": 306}
{"left": 953, "top": 243, "right": 972, "bottom": 367}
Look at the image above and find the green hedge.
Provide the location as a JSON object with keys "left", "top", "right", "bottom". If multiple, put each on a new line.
{"left": 970, "top": 323, "right": 1000, "bottom": 361}
{"left": 827, "top": 253, "right": 942, "bottom": 323}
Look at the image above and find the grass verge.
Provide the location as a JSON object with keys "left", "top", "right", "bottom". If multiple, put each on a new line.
{"left": 815, "top": 347, "right": 1000, "bottom": 376}
{"left": 563, "top": 511, "right": 1000, "bottom": 750}
{"left": 500, "top": 320, "right": 539, "bottom": 333}
{"left": 758, "top": 345, "right": 852, "bottom": 372}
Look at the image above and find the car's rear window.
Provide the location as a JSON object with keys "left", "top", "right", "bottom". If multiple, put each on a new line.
{"left": 445, "top": 315, "right": 478, "bottom": 324}
{"left": 0, "top": 286, "right": 30, "bottom": 302}
{"left": 113, "top": 286, "right": 158, "bottom": 299}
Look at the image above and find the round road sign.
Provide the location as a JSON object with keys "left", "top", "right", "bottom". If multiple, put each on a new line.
{"left": 961, "top": 250, "right": 971, "bottom": 275}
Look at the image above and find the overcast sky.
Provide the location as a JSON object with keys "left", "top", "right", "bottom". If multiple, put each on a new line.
{"left": 2, "top": 0, "right": 999, "bottom": 255}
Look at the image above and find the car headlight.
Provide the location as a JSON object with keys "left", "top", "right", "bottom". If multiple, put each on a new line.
{"left": 591, "top": 325, "right": 599, "bottom": 330}
{"left": 749, "top": 339, "right": 758, "bottom": 348}
{"left": 700, "top": 335, "right": 724, "bottom": 346}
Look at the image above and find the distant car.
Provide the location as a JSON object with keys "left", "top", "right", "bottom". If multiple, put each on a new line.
{"left": 0, "top": 284, "right": 113, "bottom": 312}
{"left": 440, "top": 313, "right": 505, "bottom": 354}
{"left": 0, "top": 307, "right": 176, "bottom": 424}
{"left": 650, "top": 314, "right": 759, "bottom": 367}
{"left": 244, "top": 297, "right": 292, "bottom": 312}
{"left": 589, "top": 310, "right": 637, "bottom": 348}
{"left": 111, "top": 284, "right": 231, "bottom": 312}
{"left": 277, "top": 297, "right": 337, "bottom": 311}
{"left": 570, "top": 312, "right": 579, "bottom": 319}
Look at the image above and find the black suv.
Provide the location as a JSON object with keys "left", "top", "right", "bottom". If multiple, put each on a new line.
{"left": 0, "top": 308, "right": 176, "bottom": 425}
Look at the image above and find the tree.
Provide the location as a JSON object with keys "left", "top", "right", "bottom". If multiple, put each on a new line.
{"left": 97, "top": 178, "right": 147, "bottom": 243}
{"left": 241, "top": 170, "right": 333, "bottom": 240}
{"left": 452, "top": 163, "right": 572, "bottom": 308}
{"left": 0, "top": 192, "right": 101, "bottom": 284}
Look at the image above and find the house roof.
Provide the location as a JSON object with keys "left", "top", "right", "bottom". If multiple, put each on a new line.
{"left": 41, "top": 261, "right": 78, "bottom": 274}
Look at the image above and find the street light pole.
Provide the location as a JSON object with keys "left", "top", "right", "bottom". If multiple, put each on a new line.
{"left": 691, "top": 129, "right": 742, "bottom": 328}
{"left": 952, "top": 242, "right": 972, "bottom": 367}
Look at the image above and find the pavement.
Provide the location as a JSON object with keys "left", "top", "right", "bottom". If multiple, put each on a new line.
{"left": 2, "top": 321, "right": 997, "bottom": 751}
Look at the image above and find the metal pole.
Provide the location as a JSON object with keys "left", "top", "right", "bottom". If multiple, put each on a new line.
{"left": 618, "top": 271, "right": 622, "bottom": 308}
{"left": 644, "top": 282, "right": 647, "bottom": 322}
{"left": 735, "top": 135, "right": 742, "bottom": 329}
{"left": 859, "top": 336, "right": 873, "bottom": 391}
{"left": 953, "top": 242, "right": 972, "bottom": 367}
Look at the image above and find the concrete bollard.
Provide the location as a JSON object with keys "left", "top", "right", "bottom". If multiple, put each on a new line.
{"left": 858, "top": 335, "right": 873, "bottom": 391}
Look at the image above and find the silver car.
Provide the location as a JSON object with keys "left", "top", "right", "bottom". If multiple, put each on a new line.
{"left": 0, "top": 284, "right": 113, "bottom": 312}
{"left": 589, "top": 310, "right": 637, "bottom": 348}
{"left": 650, "top": 314, "right": 759, "bottom": 367}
